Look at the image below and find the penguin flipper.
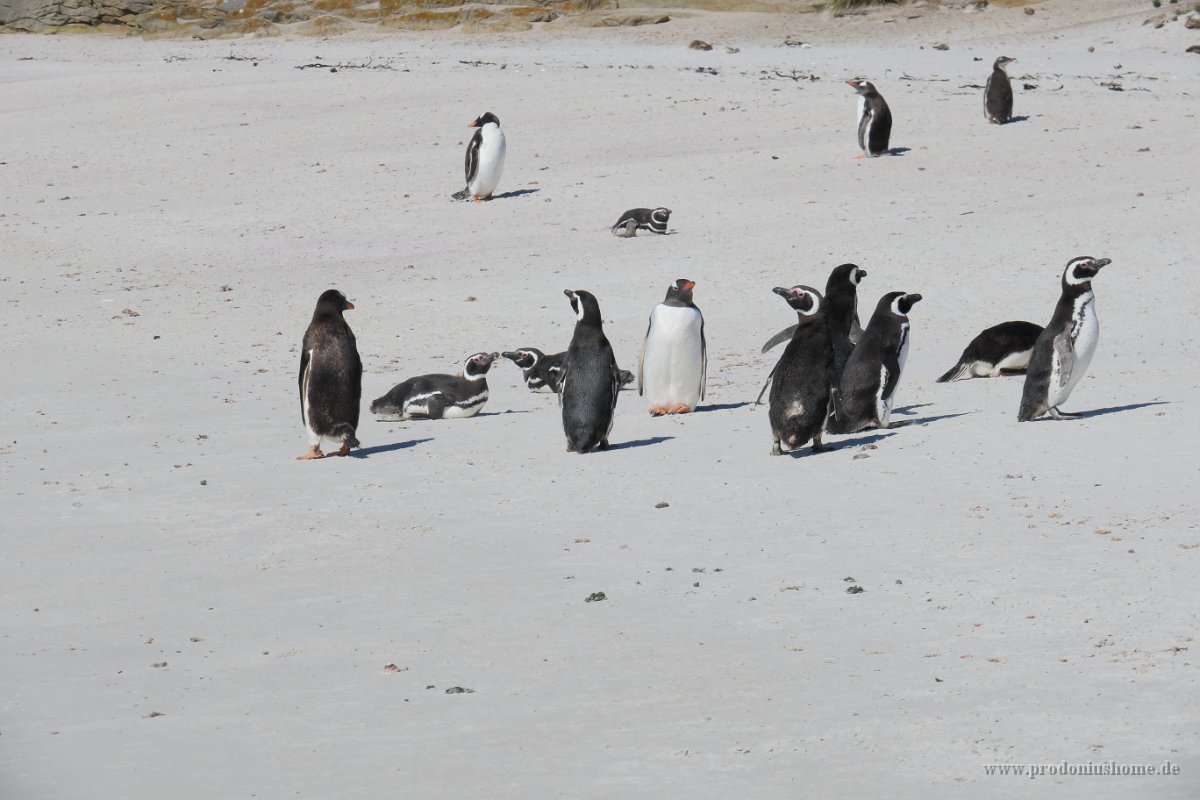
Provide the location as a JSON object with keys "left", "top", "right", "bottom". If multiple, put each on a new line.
{"left": 761, "top": 325, "right": 797, "bottom": 354}
{"left": 298, "top": 347, "right": 311, "bottom": 425}
{"left": 699, "top": 319, "right": 707, "bottom": 402}
{"left": 1053, "top": 334, "right": 1075, "bottom": 388}
{"left": 755, "top": 361, "right": 778, "bottom": 406}
{"left": 637, "top": 318, "right": 651, "bottom": 396}
{"left": 936, "top": 362, "right": 971, "bottom": 383}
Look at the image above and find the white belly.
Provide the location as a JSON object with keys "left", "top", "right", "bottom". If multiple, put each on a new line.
{"left": 1049, "top": 295, "right": 1099, "bottom": 408}
{"left": 641, "top": 305, "right": 704, "bottom": 410}
{"left": 469, "top": 123, "right": 506, "bottom": 199}
{"left": 857, "top": 96, "right": 866, "bottom": 132}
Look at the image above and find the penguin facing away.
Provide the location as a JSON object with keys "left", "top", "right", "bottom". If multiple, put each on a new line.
{"left": 984, "top": 56, "right": 1017, "bottom": 124}
{"left": 639, "top": 278, "right": 707, "bottom": 415}
{"left": 612, "top": 208, "right": 671, "bottom": 237}
{"left": 768, "top": 286, "right": 833, "bottom": 456}
{"left": 937, "top": 320, "right": 1043, "bottom": 382}
{"left": 370, "top": 352, "right": 499, "bottom": 420}
{"left": 834, "top": 292, "right": 922, "bottom": 433}
{"left": 848, "top": 80, "right": 893, "bottom": 157}
{"left": 1018, "top": 256, "right": 1110, "bottom": 421}
{"left": 503, "top": 348, "right": 634, "bottom": 393}
{"left": 560, "top": 290, "right": 621, "bottom": 453}
{"left": 452, "top": 112, "right": 506, "bottom": 202}
{"left": 298, "top": 289, "right": 362, "bottom": 460}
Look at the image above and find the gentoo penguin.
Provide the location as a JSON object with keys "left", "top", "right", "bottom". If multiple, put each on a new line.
{"left": 984, "top": 56, "right": 1017, "bottom": 124}
{"left": 833, "top": 292, "right": 922, "bottom": 433}
{"left": 502, "top": 348, "right": 634, "bottom": 393}
{"left": 638, "top": 278, "right": 706, "bottom": 415}
{"left": 560, "top": 290, "right": 620, "bottom": 453}
{"left": 451, "top": 112, "right": 506, "bottom": 202}
{"left": 370, "top": 352, "right": 498, "bottom": 420}
{"left": 1018, "top": 256, "right": 1110, "bottom": 421}
{"left": 297, "top": 289, "right": 362, "bottom": 460}
{"left": 768, "top": 286, "right": 833, "bottom": 456}
{"left": 848, "top": 80, "right": 892, "bottom": 157}
{"left": 612, "top": 208, "right": 671, "bottom": 237}
{"left": 937, "top": 320, "right": 1043, "bottom": 382}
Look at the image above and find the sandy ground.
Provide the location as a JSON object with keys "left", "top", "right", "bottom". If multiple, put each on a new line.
{"left": 2, "top": 2, "right": 1199, "bottom": 797}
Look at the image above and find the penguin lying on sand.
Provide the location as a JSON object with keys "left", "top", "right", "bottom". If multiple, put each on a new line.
{"left": 612, "top": 208, "right": 670, "bottom": 237}
{"left": 298, "top": 289, "right": 362, "bottom": 460}
{"left": 371, "top": 352, "right": 498, "bottom": 420}
{"left": 937, "top": 321, "right": 1043, "bottom": 382}
{"left": 502, "top": 348, "right": 633, "bottom": 393}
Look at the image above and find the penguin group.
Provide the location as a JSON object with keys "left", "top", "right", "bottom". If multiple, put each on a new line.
{"left": 295, "top": 57, "right": 1113, "bottom": 460}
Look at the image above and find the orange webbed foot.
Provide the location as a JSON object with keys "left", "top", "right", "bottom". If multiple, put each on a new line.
{"left": 333, "top": 443, "right": 352, "bottom": 457}
{"left": 668, "top": 404, "right": 693, "bottom": 415}
{"left": 297, "top": 447, "right": 325, "bottom": 461}
{"left": 648, "top": 405, "right": 669, "bottom": 416}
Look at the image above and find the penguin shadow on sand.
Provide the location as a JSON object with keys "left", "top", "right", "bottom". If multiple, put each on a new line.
{"left": 351, "top": 437, "right": 433, "bottom": 459}
{"left": 1043, "top": 400, "right": 1169, "bottom": 421}
{"left": 884, "top": 147, "right": 911, "bottom": 156}
{"left": 604, "top": 436, "right": 674, "bottom": 451}
{"left": 692, "top": 401, "right": 752, "bottom": 413}
{"left": 813, "top": 431, "right": 897, "bottom": 455}
{"left": 490, "top": 188, "right": 539, "bottom": 200}
{"left": 999, "top": 116, "right": 1030, "bottom": 125}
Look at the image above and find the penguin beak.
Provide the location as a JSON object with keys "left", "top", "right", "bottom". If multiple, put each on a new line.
{"left": 1091, "top": 258, "right": 1111, "bottom": 270}
{"left": 344, "top": 301, "right": 355, "bottom": 310}
{"left": 469, "top": 117, "right": 480, "bottom": 127}
{"left": 501, "top": 351, "right": 519, "bottom": 360}
{"left": 772, "top": 287, "right": 791, "bottom": 299}
{"left": 857, "top": 270, "right": 867, "bottom": 279}
{"left": 564, "top": 289, "right": 576, "bottom": 300}
{"left": 906, "top": 294, "right": 923, "bottom": 305}
{"left": 683, "top": 281, "right": 696, "bottom": 290}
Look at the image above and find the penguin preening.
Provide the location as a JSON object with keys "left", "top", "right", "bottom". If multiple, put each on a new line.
{"left": 612, "top": 208, "right": 671, "bottom": 237}
{"left": 767, "top": 286, "right": 833, "bottom": 456}
{"left": 297, "top": 289, "right": 362, "bottom": 460}
{"left": 833, "top": 291, "right": 922, "bottom": 433}
{"left": 371, "top": 352, "right": 498, "bottom": 420}
{"left": 638, "top": 278, "right": 706, "bottom": 415}
{"left": 1018, "top": 256, "right": 1110, "bottom": 421}
{"left": 452, "top": 112, "right": 506, "bottom": 202}
{"left": 984, "top": 56, "right": 1017, "bottom": 124}
{"left": 560, "top": 290, "right": 621, "bottom": 453}
{"left": 503, "top": 348, "right": 634, "bottom": 393}
{"left": 937, "top": 321, "right": 1043, "bottom": 382}
{"left": 848, "top": 80, "right": 892, "bottom": 157}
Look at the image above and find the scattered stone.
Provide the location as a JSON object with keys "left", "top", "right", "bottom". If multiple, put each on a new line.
{"left": 1188, "top": 45, "right": 1200, "bottom": 55}
{"left": 689, "top": 39, "right": 713, "bottom": 51}
{"left": 383, "top": 663, "right": 405, "bottom": 673}
{"left": 143, "top": 711, "right": 164, "bottom": 718}
{"left": 585, "top": 592, "right": 607, "bottom": 603}
{"left": 846, "top": 585, "right": 865, "bottom": 594}
{"left": 932, "top": 42, "right": 950, "bottom": 51}
{"left": 655, "top": 501, "right": 669, "bottom": 509}
{"left": 1024, "top": 6, "right": 1034, "bottom": 14}
{"left": 1186, "top": 16, "right": 1200, "bottom": 29}
{"left": 444, "top": 686, "right": 474, "bottom": 694}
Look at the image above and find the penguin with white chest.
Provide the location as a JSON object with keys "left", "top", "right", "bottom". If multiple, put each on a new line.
{"left": 833, "top": 292, "right": 922, "bottom": 433}
{"left": 937, "top": 320, "right": 1043, "bottom": 382}
{"left": 1018, "top": 256, "right": 1110, "bottom": 421}
{"left": 639, "top": 278, "right": 707, "bottom": 415}
{"left": 848, "top": 80, "right": 892, "bottom": 158}
{"left": 452, "top": 112, "right": 506, "bottom": 202}
{"left": 297, "top": 289, "right": 362, "bottom": 460}
{"left": 560, "top": 290, "right": 620, "bottom": 453}
{"left": 612, "top": 208, "right": 671, "bottom": 237}
{"left": 984, "top": 56, "right": 1017, "bottom": 124}
{"left": 370, "top": 352, "right": 498, "bottom": 420}
{"left": 768, "top": 286, "right": 833, "bottom": 456}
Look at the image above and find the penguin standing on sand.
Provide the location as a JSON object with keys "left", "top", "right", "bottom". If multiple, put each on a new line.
{"left": 984, "top": 56, "right": 1017, "bottom": 124}
{"left": 848, "top": 80, "right": 892, "bottom": 157}
{"left": 612, "top": 208, "right": 671, "bottom": 237}
{"left": 560, "top": 290, "right": 621, "bottom": 452}
{"left": 297, "top": 289, "right": 362, "bottom": 460}
{"left": 452, "top": 112, "right": 506, "bottom": 202}
{"left": 639, "top": 278, "right": 706, "bottom": 415}
{"left": 1018, "top": 256, "right": 1110, "bottom": 421}
{"left": 833, "top": 292, "right": 922, "bottom": 433}
{"left": 768, "top": 286, "right": 833, "bottom": 456}
{"left": 937, "top": 321, "right": 1043, "bottom": 382}
{"left": 370, "top": 352, "right": 498, "bottom": 420}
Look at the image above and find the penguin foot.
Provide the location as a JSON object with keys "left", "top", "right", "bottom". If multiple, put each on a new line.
{"left": 853, "top": 154, "right": 866, "bottom": 160}
{"left": 333, "top": 443, "right": 352, "bottom": 457}
{"left": 771, "top": 441, "right": 782, "bottom": 456}
{"left": 1048, "top": 407, "right": 1081, "bottom": 421}
{"left": 597, "top": 438, "right": 610, "bottom": 451}
{"left": 668, "top": 404, "right": 693, "bottom": 414}
{"left": 649, "top": 405, "right": 669, "bottom": 416}
{"left": 296, "top": 446, "right": 325, "bottom": 461}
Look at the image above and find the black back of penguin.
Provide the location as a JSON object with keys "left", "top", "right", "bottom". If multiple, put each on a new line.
{"left": 835, "top": 291, "right": 922, "bottom": 433}
{"left": 825, "top": 263, "right": 867, "bottom": 384}
{"left": 985, "top": 56, "right": 1016, "bottom": 123}
{"left": 370, "top": 352, "right": 497, "bottom": 419}
{"left": 560, "top": 290, "right": 620, "bottom": 452}
{"left": 849, "top": 80, "right": 892, "bottom": 156}
{"left": 768, "top": 286, "right": 833, "bottom": 455}
{"left": 299, "top": 289, "right": 362, "bottom": 445}
{"left": 612, "top": 207, "right": 670, "bottom": 235}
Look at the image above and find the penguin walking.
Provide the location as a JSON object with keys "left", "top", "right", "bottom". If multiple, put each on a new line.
{"left": 451, "top": 112, "right": 506, "bottom": 202}
{"left": 848, "top": 80, "right": 892, "bottom": 157}
{"left": 297, "top": 289, "right": 362, "bottom": 460}
{"left": 638, "top": 278, "right": 706, "bottom": 415}
{"left": 833, "top": 292, "right": 922, "bottom": 433}
{"left": 984, "top": 56, "right": 1017, "bottom": 124}
{"left": 611, "top": 208, "right": 671, "bottom": 237}
{"left": 1018, "top": 256, "right": 1110, "bottom": 421}
{"left": 937, "top": 321, "right": 1043, "bottom": 382}
{"left": 768, "top": 286, "right": 833, "bottom": 456}
{"left": 560, "top": 290, "right": 620, "bottom": 453}
{"left": 370, "top": 352, "right": 498, "bottom": 420}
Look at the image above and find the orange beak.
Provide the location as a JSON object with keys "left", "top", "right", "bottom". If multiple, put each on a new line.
{"left": 684, "top": 281, "right": 696, "bottom": 290}
{"left": 345, "top": 301, "right": 355, "bottom": 310}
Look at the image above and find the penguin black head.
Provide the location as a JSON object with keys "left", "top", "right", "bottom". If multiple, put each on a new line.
{"left": 830, "top": 263, "right": 867, "bottom": 287}
{"left": 651, "top": 208, "right": 671, "bottom": 225}
{"left": 464, "top": 351, "right": 499, "bottom": 379}
{"left": 470, "top": 112, "right": 501, "bottom": 128}
{"left": 772, "top": 285, "right": 823, "bottom": 316}
{"left": 564, "top": 289, "right": 603, "bottom": 326}
{"left": 879, "top": 291, "right": 922, "bottom": 317}
{"left": 993, "top": 56, "right": 1017, "bottom": 71}
{"left": 1063, "top": 256, "right": 1111, "bottom": 287}
{"left": 501, "top": 348, "right": 542, "bottom": 369}
{"left": 313, "top": 289, "right": 354, "bottom": 319}
{"left": 847, "top": 80, "right": 878, "bottom": 96}
{"left": 664, "top": 278, "right": 696, "bottom": 305}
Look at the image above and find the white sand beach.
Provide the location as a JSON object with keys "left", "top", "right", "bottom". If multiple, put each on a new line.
{"left": 2, "top": 2, "right": 1199, "bottom": 796}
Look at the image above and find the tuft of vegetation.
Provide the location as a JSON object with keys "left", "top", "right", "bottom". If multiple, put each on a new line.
{"left": 827, "top": 0, "right": 896, "bottom": 11}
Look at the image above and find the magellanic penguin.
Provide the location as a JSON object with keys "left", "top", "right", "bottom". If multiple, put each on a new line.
{"left": 768, "top": 286, "right": 833, "bottom": 456}
{"left": 560, "top": 290, "right": 621, "bottom": 453}
{"left": 1018, "top": 256, "right": 1110, "bottom": 421}
{"left": 297, "top": 289, "right": 362, "bottom": 460}
{"left": 833, "top": 292, "right": 922, "bottom": 433}
{"left": 848, "top": 80, "right": 893, "bottom": 158}
{"left": 638, "top": 278, "right": 706, "bottom": 415}
{"left": 370, "top": 352, "right": 499, "bottom": 420}
{"left": 937, "top": 320, "right": 1043, "bottom": 382}
{"left": 612, "top": 208, "right": 671, "bottom": 237}
{"left": 451, "top": 112, "right": 506, "bottom": 202}
{"left": 503, "top": 348, "right": 634, "bottom": 393}
{"left": 984, "top": 56, "right": 1017, "bottom": 124}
